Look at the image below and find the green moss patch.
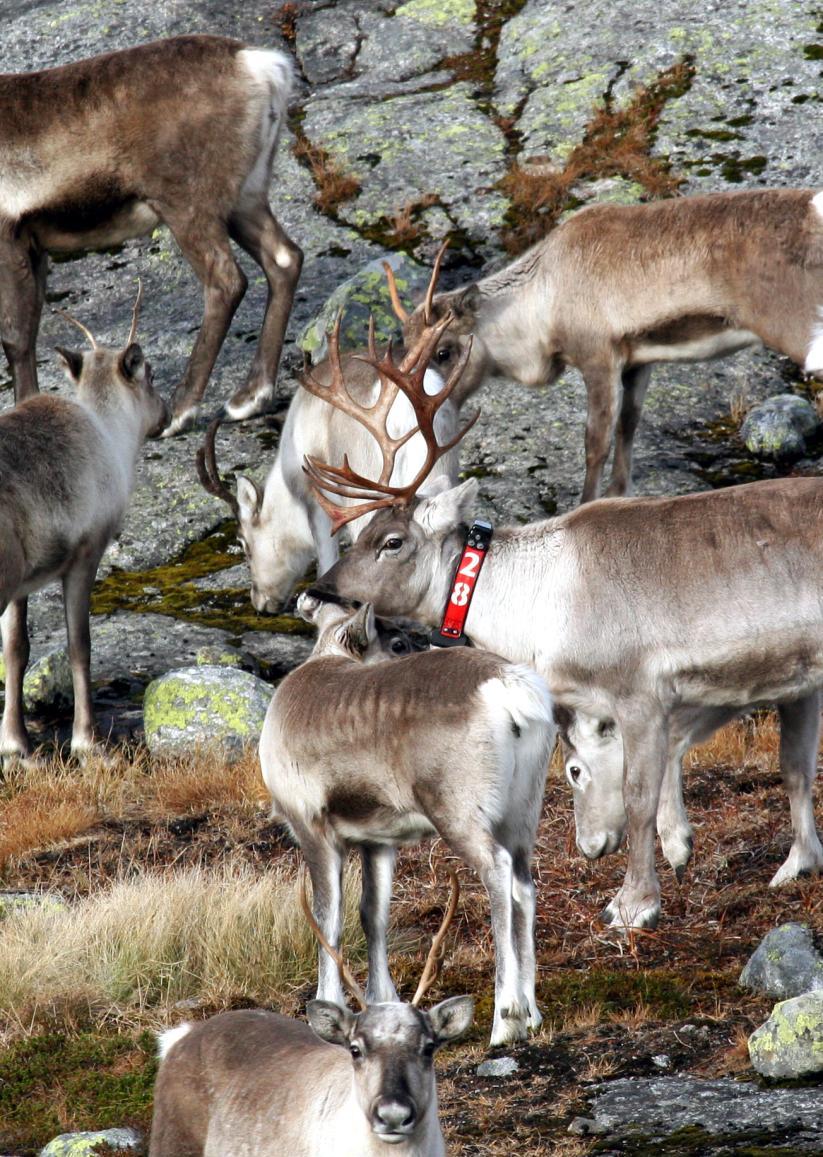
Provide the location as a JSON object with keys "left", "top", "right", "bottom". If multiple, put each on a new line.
{"left": 0, "top": 1031, "right": 155, "bottom": 1155}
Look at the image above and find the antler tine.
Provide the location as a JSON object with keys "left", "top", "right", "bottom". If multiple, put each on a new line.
{"left": 55, "top": 308, "right": 98, "bottom": 350}
{"left": 195, "top": 416, "right": 239, "bottom": 517}
{"left": 299, "top": 869, "right": 368, "bottom": 1012}
{"left": 411, "top": 868, "right": 460, "bottom": 1008}
{"left": 126, "top": 277, "right": 143, "bottom": 347}
{"left": 423, "top": 239, "right": 449, "bottom": 325}
{"left": 381, "top": 260, "right": 410, "bottom": 323}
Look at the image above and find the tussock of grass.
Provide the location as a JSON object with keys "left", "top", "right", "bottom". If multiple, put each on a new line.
{"left": 0, "top": 862, "right": 363, "bottom": 1033}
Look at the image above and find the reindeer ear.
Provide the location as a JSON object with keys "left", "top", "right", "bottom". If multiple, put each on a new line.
{"left": 428, "top": 995, "right": 474, "bottom": 1046}
{"left": 335, "top": 603, "right": 376, "bottom": 656}
{"left": 413, "top": 478, "right": 479, "bottom": 537}
{"left": 120, "top": 343, "right": 145, "bottom": 381}
{"left": 306, "top": 1000, "right": 355, "bottom": 1047}
{"left": 236, "top": 476, "right": 262, "bottom": 524}
{"left": 55, "top": 346, "right": 84, "bottom": 382}
{"left": 451, "top": 284, "right": 481, "bottom": 320}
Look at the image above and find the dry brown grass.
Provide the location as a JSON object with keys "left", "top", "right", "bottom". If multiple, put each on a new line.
{"left": 273, "top": 1, "right": 301, "bottom": 43}
{"left": 686, "top": 712, "right": 782, "bottom": 773}
{"left": 500, "top": 59, "right": 694, "bottom": 253}
{"left": 292, "top": 137, "right": 361, "bottom": 214}
{"left": 0, "top": 861, "right": 363, "bottom": 1034}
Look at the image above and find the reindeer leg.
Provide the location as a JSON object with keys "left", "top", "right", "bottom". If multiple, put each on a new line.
{"left": 226, "top": 202, "right": 302, "bottom": 421}
{"left": 158, "top": 212, "right": 248, "bottom": 436}
{"left": 301, "top": 835, "right": 346, "bottom": 1007}
{"left": 580, "top": 360, "right": 622, "bottom": 504}
{"left": 0, "top": 598, "right": 31, "bottom": 759}
{"left": 62, "top": 549, "right": 102, "bottom": 755}
{"left": 603, "top": 699, "right": 668, "bottom": 929}
{"left": 771, "top": 692, "right": 823, "bottom": 886}
{"left": 0, "top": 234, "right": 47, "bottom": 402}
{"left": 606, "top": 364, "right": 652, "bottom": 497}
{"left": 359, "top": 844, "right": 399, "bottom": 1004}
{"left": 510, "top": 845, "right": 540, "bottom": 1030}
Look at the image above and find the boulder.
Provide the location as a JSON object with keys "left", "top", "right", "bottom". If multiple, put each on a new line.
{"left": 142, "top": 666, "right": 272, "bottom": 758}
{"left": 740, "top": 394, "right": 820, "bottom": 459}
{"left": 740, "top": 922, "right": 823, "bottom": 999}
{"left": 0, "top": 647, "right": 74, "bottom": 712}
{"left": 40, "top": 1128, "right": 142, "bottom": 1156}
{"left": 476, "top": 1055, "right": 519, "bottom": 1077}
{"left": 748, "top": 991, "right": 823, "bottom": 1079}
{"left": 300, "top": 252, "right": 431, "bottom": 364}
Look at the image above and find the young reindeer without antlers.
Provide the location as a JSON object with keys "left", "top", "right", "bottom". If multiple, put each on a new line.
{"left": 260, "top": 594, "right": 555, "bottom": 1046}
{"left": 0, "top": 285, "right": 168, "bottom": 758}
{"left": 0, "top": 35, "right": 301, "bottom": 434}
{"left": 402, "top": 187, "right": 823, "bottom": 501}
{"left": 195, "top": 251, "right": 471, "bottom": 611}
{"left": 305, "top": 296, "right": 823, "bottom": 930}
{"left": 149, "top": 873, "right": 474, "bottom": 1157}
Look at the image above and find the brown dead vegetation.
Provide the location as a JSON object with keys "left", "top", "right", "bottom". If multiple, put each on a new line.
{"left": 292, "top": 137, "right": 362, "bottom": 214}
{"left": 500, "top": 59, "right": 695, "bottom": 254}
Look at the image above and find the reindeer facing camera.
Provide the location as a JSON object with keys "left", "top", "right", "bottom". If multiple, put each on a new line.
{"left": 0, "top": 287, "right": 168, "bottom": 759}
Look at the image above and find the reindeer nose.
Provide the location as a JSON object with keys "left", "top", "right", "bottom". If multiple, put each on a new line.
{"left": 374, "top": 1097, "right": 416, "bottom": 1137}
{"left": 577, "top": 830, "right": 622, "bottom": 859}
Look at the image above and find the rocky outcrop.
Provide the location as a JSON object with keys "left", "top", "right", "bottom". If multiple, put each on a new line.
{"left": 39, "top": 1128, "right": 142, "bottom": 1156}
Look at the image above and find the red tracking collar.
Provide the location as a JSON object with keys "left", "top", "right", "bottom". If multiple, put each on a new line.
{"left": 430, "top": 520, "right": 493, "bottom": 648}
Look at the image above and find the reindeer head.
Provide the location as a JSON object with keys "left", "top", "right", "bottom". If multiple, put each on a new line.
{"left": 554, "top": 704, "right": 625, "bottom": 860}
{"left": 55, "top": 283, "right": 169, "bottom": 438}
{"left": 297, "top": 595, "right": 429, "bottom": 663}
{"left": 387, "top": 245, "right": 490, "bottom": 405}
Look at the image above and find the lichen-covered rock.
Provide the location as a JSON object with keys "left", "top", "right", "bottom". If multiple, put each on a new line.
{"left": 0, "top": 647, "right": 74, "bottom": 712}
{"left": 300, "top": 252, "right": 431, "bottom": 364}
{"left": 740, "top": 394, "right": 820, "bottom": 458}
{"left": 0, "top": 891, "right": 67, "bottom": 918}
{"left": 748, "top": 991, "right": 823, "bottom": 1078}
{"left": 39, "top": 1128, "right": 142, "bottom": 1156}
{"left": 143, "top": 666, "right": 272, "bottom": 757}
{"left": 295, "top": 8, "right": 361, "bottom": 85}
{"left": 740, "top": 922, "right": 823, "bottom": 999}
{"left": 194, "top": 645, "right": 246, "bottom": 670}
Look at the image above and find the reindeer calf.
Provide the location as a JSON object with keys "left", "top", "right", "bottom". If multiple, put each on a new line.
{"left": 0, "top": 299, "right": 168, "bottom": 757}
{"left": 0, "top": 35, "right": 300, "bottom": 432}
{"left": 260, "top": 597, "right": 555, "bottom": 1046}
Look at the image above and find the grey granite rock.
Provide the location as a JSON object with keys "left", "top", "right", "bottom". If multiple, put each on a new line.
{"left": 40, "top": 1129, "right": 142, "bottom": 1156}
{"left": 740, "top": 394, "right": 820, "bottom": 458}
{"left": 748, "top": 992, "right": 823, "bottom": 1078}
{"left": 142, "top": 666, "right": 273, "bottom": 757}
{"left": 476, "top": 1055, "right": 519, "bottom": 1077}
{"left": 740, "top": 922, "right": 823, "bottom": 999}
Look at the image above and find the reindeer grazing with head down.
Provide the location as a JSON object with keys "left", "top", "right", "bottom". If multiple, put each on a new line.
{"left": 149, "top": 874, "right": 474, "bottom": 1157}
{"left": 0, "top": 286, "right": 168, "bottom": 759}
{"left": 304, "top": 272, "right": 823, "bottom": 931}
{"left": 260, "top": 571, "right": 555, "bottom": 1046}
{"left": 195, "top": 253, "right": 471, "bottom": 612}
{"left": 402, "top": 187, "right": 823, "bottom": 501}
{"left": 0, "top": 34, "right": 301, "bottom": 434}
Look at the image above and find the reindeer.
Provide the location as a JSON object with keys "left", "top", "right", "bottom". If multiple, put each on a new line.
{"left": 402, "top": 187, "right": 823, "bottom": 501}
{"left": 196, "top": 260, "right": 470, "bottom": 612}
{"left": 0, "top": 34, "right": 301, "bottom": 434}
{"left": 555, "top": 697, "right": 823, "bottom": 889}
{"left": 0, "top": 288, "right": 168, "bottom": 758}
{"left": 303, "top": 310, "right": 823, "bottom": 930}
{"left": 149, "top": 876, "right": 474, "bottom": 1157}
{"left": 260, "top": 592, "right": 555, "bottom": 1046}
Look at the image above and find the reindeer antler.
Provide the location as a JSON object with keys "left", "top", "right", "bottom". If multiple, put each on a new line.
{"left": 127, "top": 278, "right": 143, "bottom": 347}
{"left": 196, "top": 416, "right": 240, "bottom": 518}
{"left": 301, "top": 253, "right": 477, "bottom": 534}
{"left": 411, "top": 867, "right": 460, "bottom": 1008}
{"left": 299, "top": 870, "right": 368, "bottom": 1012}
{"left": 54, "top": 308, "right": 98, "bottom": 350}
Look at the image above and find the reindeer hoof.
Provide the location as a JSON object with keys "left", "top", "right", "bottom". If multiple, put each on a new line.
{"left": 601, "top": 897, "right": 660, "bottom": 931}
{"left": 224, "top": 386, "right": 275, "bottom": 422}
{"left": 161, "top": 405, "right": 199, "bottom": 438}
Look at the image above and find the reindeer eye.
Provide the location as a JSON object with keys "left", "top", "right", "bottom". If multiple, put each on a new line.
{"left": 381, "top": 536, "right": 403, "bottom": 554}
{"left": 435, "top": 346, "right": 451, "bottom": 364}
{"left": 390, "top": 636, "right": 409, "bottom": 654}
{"left": 421, "top": 1040, "right": 436, "bottom": 1058}
{"left": 350, "top": 1043, "right": 363, "bottom": 1059}
{"left": 568, "top": 763, "right": 583, "bottom": 784}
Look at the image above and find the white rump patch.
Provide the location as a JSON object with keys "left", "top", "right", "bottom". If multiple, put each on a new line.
{"left": 238, "top": 48, "right": 294, "bottom": 201}
{"left": 157, "top": 1023, "right": 192, "bottom": 1059}
{"left": 812, "top": 190, "right": 823, "bottom": 218}
{"left": 804, "top": 309, "right": 823, "bottom": 375}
